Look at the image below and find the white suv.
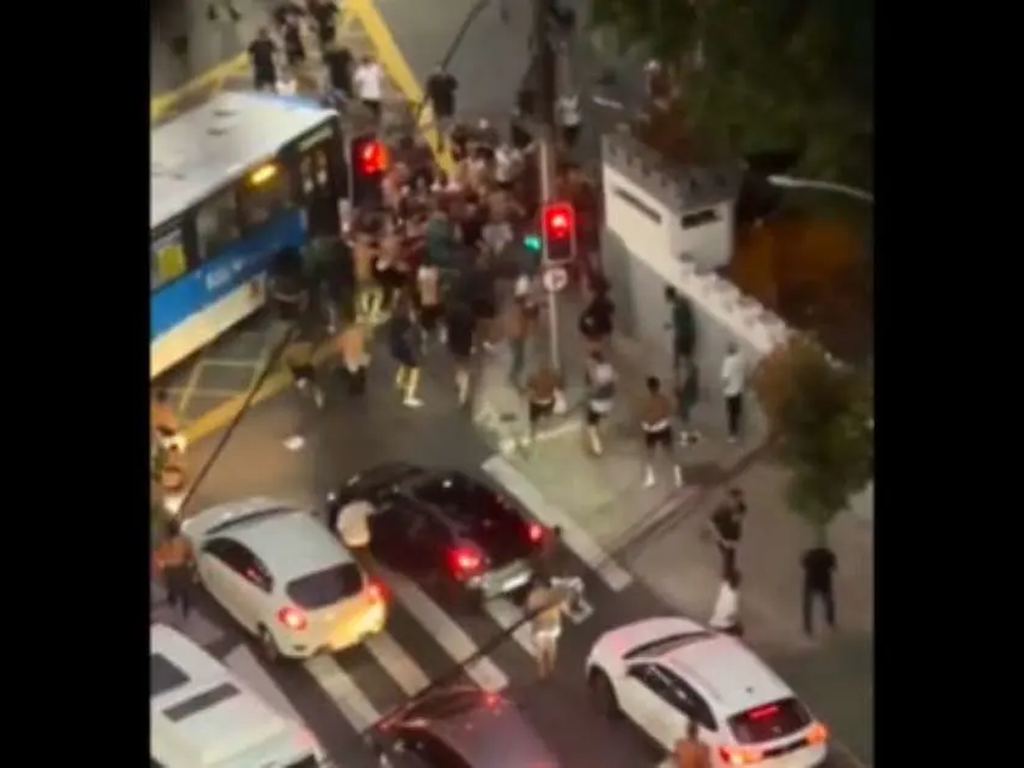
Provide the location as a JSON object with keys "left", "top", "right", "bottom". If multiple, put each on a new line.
{"left": 586, "top": 617, "right": 828, "bottom": 767}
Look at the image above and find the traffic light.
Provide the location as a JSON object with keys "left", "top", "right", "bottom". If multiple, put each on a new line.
{"left": 349, "top": 134, "right": 388, "bottom": 209}
{"left": 542, "top": 201, "right": 576, "bottom": 262}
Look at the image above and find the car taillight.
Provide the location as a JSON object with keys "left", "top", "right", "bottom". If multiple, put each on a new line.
{"left": 527, "top": 522, "right": 544, "bottom": 543}
{"left": 718, "top": 746, "right": 763, "bottom": 766}
{"left": 277, "top": 606, "right": 307, "bottom": 631}
{"left": 366, "top": 581, "right": 385, "bottom": 602}
{"left": 806, "top": 722, "right": 828, "bottom": 745}
{"left": 450, "top": 546, "right": 483, "bottom": 575}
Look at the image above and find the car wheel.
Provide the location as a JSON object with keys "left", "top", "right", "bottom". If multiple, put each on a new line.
{"left": 588, "top": 669, "right": 620, "bottom": 718}
{"left": 258, "top": 625, "right": 282, "bottom": 662}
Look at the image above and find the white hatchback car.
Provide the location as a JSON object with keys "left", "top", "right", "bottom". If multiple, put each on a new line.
{"left": 586, "top": 617, "right": 828, "bottom": 768}
{"left": 182, "top": 497, "right": 387, "bottom": 661}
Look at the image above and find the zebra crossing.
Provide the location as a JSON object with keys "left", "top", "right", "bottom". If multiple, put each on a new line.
{"left": 155, "top": 457, "right": 640, "bottom": 763}
{"left": 294, "top": 530, "right": 626, "bottom": 745}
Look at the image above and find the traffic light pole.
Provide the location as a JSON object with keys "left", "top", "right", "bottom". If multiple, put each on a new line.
{"left": 534, "top": 0, "right": 562, "bottom": 372}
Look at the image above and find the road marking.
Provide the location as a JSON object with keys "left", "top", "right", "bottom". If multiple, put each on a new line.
{"left": 377, "top": 566, "right": 508, "bottom": 691}
{"left": 304, "top": 654, "right": 381, "bottom": 733}
{"left": 483, "top": 598, "right": 535, "bottom": 655}
{"left": 498, "top": 418, "right": 582, "bottom": 455}
{"left": 224, "top": 644, "right": 308, "bottom": 725}
{"left": 481, "top": 455, "right": 634, "bottom": 592}
{"left": 363, "top": 631, "right": 432, "bottom": 697}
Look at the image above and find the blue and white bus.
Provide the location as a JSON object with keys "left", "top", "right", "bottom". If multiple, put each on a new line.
{"left": 150, "top": 91, "right": 348, "bottom": 378}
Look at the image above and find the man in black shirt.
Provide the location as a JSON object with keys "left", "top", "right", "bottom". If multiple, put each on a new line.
{"left": 710, "top": 489, "right": 746, "bottom": 576}
{"left": 425, "top": 67, "right": 458, "bottom": 148}
{"left": 324, "top": 44, "right": 353, "bottom": 97}
{"left": 248, "top": 28, "right": 277, "bottom": 91}
{"left": 801, "top": 544, "right": 837, "bottom": 636}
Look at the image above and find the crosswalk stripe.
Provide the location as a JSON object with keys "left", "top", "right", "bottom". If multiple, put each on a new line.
{"left": 304, "top": 655, "right": 381, "bottom": 733}
{"left": 481, "top": 456, "right": 634, "bottom": 592}
{"left": 363, "top": 631, "right": 432, "bottom": 697}
{"left": 484, "top": 597, "right": 535, "bottom": 656}
{"left": 378, "top": 566, "right": 509, "bottom": 692}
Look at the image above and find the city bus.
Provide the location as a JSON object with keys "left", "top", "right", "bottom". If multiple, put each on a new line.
{"left": 150, "top": 91, "right": 348, "bottom": 378}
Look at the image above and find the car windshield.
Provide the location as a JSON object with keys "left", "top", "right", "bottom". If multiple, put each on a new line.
{"left": 728, "top": 697, "right": 811, "bottom": 744}
{"left": 285, "top": 563, "right": 364, "bottom": 609}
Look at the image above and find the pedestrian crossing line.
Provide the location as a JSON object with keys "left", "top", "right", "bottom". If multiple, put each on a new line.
{"left": 484, "top": 597, "right": 536, "bottom": 657}
{"left": 481, "top": 456, "right": 634, "bottom": 593}
{"left": 363, "top": 631, "right": 432, "bottom": 697}
{"left": 378, "top": 566, "right": 509, "bottom": 692}
{"left": 304, "top": 655, "right": 381, "bottom": 734}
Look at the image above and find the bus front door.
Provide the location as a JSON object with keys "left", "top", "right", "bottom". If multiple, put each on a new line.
{"left": 298, "top": 146, "right": 341, "bottom": 239}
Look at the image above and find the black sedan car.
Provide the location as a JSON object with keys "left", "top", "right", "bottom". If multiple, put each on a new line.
{"left": 326, "top": 463, "right": 547, "bottom": 607}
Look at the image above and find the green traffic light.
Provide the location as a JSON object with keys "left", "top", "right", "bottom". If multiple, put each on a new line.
{"left": 523, "top": 234, "right": 542, "bottom": 252}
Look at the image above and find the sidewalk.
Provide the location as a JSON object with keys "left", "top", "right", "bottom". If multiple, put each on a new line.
{"left": 471, "top": 287, "right": 875, "bottom": 765}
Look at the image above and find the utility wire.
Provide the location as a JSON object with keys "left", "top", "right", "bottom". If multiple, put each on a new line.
{"left": 174, "top": 322, "right": 299, "bottom": 518}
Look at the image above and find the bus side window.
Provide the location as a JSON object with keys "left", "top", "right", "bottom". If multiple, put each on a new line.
{"left": 196, "top": 190, "right": 240, "bottom": 260}
{"left": 239, "top": 163, "right": 292, "bottom": 230}
{"left": 151, "top": 227, "right": 187, "bottom": 290}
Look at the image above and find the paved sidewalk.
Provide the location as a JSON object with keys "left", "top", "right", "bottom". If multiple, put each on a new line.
{"left": 471, "top": 288, "right": 875, "bottom": 766}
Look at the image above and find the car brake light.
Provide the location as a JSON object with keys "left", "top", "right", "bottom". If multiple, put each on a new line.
{"left": 366, "top": 581, "right": 385, "bottom": 602}
{"left": 747, "top": 704, "right": 779, "bottom": 720}
{"left": 718, "top": 745, "right": 763, "bottom": 766}
{"left": 451, "top": 546, "right": 483, "bottom": 574}
{"left": 527, "top": 522, "right": 544, "bottom": 543}
{"left": 277, "top": 606, "right": 307, "bottom": 631}
{"left": 806, "top": 721, "right": 828, "bottom": 744}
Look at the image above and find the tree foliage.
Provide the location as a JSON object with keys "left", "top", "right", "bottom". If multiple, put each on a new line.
{"left": 591, "top": 0, "right": 874, "bottom": 188}
{"left": 752, "top": 336, "right": 873, "bottom": 534}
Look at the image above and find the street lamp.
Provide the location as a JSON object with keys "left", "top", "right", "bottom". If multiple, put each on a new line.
{"left": 767, "top": 175, "right": 874, "bottom": 204}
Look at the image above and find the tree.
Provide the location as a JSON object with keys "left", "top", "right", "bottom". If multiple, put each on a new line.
{"left": 590, "top": 0, "right": 874, "bottom": 188}
{"left": 752, "top": 336, "right": 873, "bottom": 536}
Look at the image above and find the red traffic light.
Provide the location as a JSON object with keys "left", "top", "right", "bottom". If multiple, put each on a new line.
{"left": 542, "top": 202, "right": 574, "bottom": 240}
{"left": 356, "top": 139, "right": 387, "bottom": 175}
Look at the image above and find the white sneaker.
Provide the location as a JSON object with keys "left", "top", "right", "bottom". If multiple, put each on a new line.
{"left": 403, "top": 397, "right": 424, "bottom": 408}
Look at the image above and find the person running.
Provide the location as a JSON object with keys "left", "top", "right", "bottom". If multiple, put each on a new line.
{"left": 446, "top": 299, "right": 476, "bottom": 406}
{"left": 389, "top": 296, "right": 423, "bottom": 408}
{"left": 524, "top": 363, "right": 561, "bottom": 448}
{"left": 525, "top": 575, "right": 569, "bottom": 679}
{"left": 416, "top": 259, "right": 442, "bottom": 346}
{"left": 153, "top": 520, "right": 194, "bottom": 619}
{"left": 336, "top": 304, "right": 369, "bottom": 396}
{"left": 248, "top": 28, "right": 278, "bottom": 92}
{"left": 584, "top": 350, "right": 616, "bottom": 455}
{"left": 638, "top": 376, "right": 683, "bottom": 488}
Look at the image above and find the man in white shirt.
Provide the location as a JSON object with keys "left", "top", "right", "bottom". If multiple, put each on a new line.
{"left": 352, "top": 55, "right": 384, "bottom": 123}
{"left": 720, "top": 343, "right": 746, "bottom": 443}
{"left": 335, "top": 498, "right": 373, "bottom": 558}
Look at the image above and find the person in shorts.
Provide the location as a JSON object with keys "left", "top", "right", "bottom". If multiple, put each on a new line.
{"left": 524, "top": 364, "right": 560, "bottom": 447}
{"left": 416, "top": 261, "right": 442, "bottom": 345}
{"left": 389, "top": 295, "right": 423, "bottom": 408}
{"left": 584, "top": 351, "right": 616, "bottom": 455}
{"left": 446, "top": 299, "right": 476, "bottom": 405}
{"left": 638, "top": 376, "right": 682, "bottom": 488}
{"left": 285, "top": 330, "right": 325, "bottom": 409}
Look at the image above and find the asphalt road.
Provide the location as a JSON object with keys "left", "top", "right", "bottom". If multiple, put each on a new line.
{"left": 155, "top": 339, "right": 862, "bottom": 768}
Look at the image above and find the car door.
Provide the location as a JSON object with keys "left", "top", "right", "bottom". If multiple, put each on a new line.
{"left": 210, "top": 538, "right": 273, "bottom": 633}
{"left": 658, "top": 666, "right": 721, "bottom": 747}
{"left": 620, "top": 663, "right": 690, "bottom": 751}
{"left": 196, "top": 538, "right": 237, "bottom": 614}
